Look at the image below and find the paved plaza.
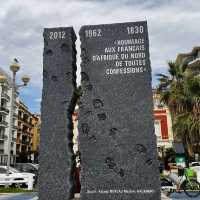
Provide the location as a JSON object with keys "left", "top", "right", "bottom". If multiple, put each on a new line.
{"left": 1, "top": 192, "right": 200, "bottom": 200}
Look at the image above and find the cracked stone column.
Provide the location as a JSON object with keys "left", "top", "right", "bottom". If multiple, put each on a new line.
{"left": 39, "top": 27, "right": 77, "bottom": 200}
{"left": 79, "top": 21, "right": 161, "bottom": 200}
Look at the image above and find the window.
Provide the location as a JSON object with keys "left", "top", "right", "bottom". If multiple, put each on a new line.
{"left": 154, "top": 120, "right": 162, "bottom": 139}
{"left": 0, "top": 115, "right": 5, "bottom": 122}
{"left": 0, "top": 128, "right": 5, "bottom": 137}
{"left": 198, "top": 50, "right": 200, "bottom": 58}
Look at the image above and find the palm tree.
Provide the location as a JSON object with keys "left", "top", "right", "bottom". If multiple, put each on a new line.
{"left": 157, "top": 60, "right": 200, "bottom": 159}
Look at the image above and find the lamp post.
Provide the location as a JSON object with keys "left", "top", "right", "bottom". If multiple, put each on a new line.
{"left": 0, "top": 59, "right": 30, "bottom": 175}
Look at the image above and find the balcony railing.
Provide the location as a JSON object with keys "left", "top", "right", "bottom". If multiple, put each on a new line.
{"left": 13, "top": 125, "right": 18, "bottom": 130}
{"left": 22, "top": 130, "right": 31, "bottom": 135}
{"left": 0, "top": 106, "right": 9, "bottom": 114}
{"left": 17, "top": 128, "right": 22, "bottom": 133}
{"left": 0, "top": 155, "right": 16, "bottom": 165}
{"left": 0, "top": 120, "right": 8, "bottom": 127}
{"left": 0, "top": 134, "right": 7, "bottom": 140}
{"left": 21, "top": 140, "right": 30, "bottom": 145}
{"left": 13, "top": 113, "right": 18, "bottom": 118}
{"left": 1, "top": 93, "right": 10, "bottom": 101}
{"left": 16, "top": 138, "right": 21, "bottom": 144}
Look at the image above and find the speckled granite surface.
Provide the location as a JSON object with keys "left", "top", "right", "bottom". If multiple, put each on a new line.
{"left": 39, "top": 27, "right": 77, "bottom": 200}
{"left": 78, "top": 21, "right": 161, "bottom": 200}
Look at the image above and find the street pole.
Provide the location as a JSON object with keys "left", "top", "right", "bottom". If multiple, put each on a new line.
{"left": 5, "top": 59, "right": 30, "bottom": 175}
{"left": 6, "top": 71, "right": 16, "bottom": 175}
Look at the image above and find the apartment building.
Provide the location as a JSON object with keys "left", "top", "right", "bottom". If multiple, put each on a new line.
{"left": 31, "top": 114, "right": 40, "bottom": 163}
{"left": 0, "top": 68, "right": 19, "bottom": 165}
{"left": 17, "top": 101, "right": 39, "bottom": 163}
{"left": 153, "top": 90, "right": 174, "bottom": 157}
{"left": 176, "top": 46, "right": 200, "bottom": 75}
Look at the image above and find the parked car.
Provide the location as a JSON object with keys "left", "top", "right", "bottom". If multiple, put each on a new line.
{"left": 14, "top": 163, "right": 38, "bottom": 174}
{"left": 0, "top": 165, "right": 35, "bottom": 188}
{"left": 14, "top": 163, "right": 38, "bottom": 186}
{"left": 190, "top": 162, "right": 200, "bottom": 167}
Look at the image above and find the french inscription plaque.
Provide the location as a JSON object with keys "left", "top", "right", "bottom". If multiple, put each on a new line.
{"left": 39, "top": 27, "right": 77, "bottom": 200}
{"left": 79, "top": 21, "right": 161, "bottom": 200}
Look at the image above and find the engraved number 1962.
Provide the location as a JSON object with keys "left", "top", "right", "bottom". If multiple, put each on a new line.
{"left": 49, "top": 31, "right": 66, "bottom": 40}
{"left": 85, "top": 29, "right": 102, "bottom": 38}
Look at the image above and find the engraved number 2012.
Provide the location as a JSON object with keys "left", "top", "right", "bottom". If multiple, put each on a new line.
{"left": 49, "top": 31, "right": 66, "bottom": 40}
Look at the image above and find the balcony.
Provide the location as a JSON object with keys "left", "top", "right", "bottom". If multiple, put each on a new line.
{"left": 13, "top": 113, "right": 18, "bottom": 118}
{"left": 17, "top": 127, "right": 22, "bottom": 133}
{"left": 13, "top": 125, "right": 18, "bottom": 130}
{"left": 0, "top": 148, "right": 4, "bottom": 153}
{"left": 16, "top": 138, "right": 21, "bottom": 144}
{"left": 0, "top": 120, "right": 8, "bottom": 127}
{"left": 22, "top": 133, "right": 31, "bottom": 139}
{"left": 21, "top": 140, "right": 29, "bottom": 145}
{"left": 22, "top": 129, "right": 31, "bottom": 134}
{"left": 0, "top": 134, "right": 7, "bottom": 140}
{"left": 18, "top": 115, "right": 23, "bottom": 120}
{"left": 0, "top": 107, "right": 9, "bottom": 115}
{"left": 1, "top": 93, "right": 10, "bottom": 102}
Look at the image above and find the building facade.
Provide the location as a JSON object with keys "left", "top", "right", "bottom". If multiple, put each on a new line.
{"left": 0, "top": 68, "right": 19, "bottom": 165}
{"left": 176, "top": 46, "right": 200, "bottom": 75}
{"left": 31, "top": 114, "right": 40, "bottom": 163}
{"left": 153, "top": 90, "right": 174, "bottom": 157}
{"left": 17, "top": 101, "right": 40, "bottom": 163}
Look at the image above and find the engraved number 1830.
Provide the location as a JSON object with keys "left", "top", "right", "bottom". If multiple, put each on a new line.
{"left": 127, "top": 26, "right": 144, "bottom": 34}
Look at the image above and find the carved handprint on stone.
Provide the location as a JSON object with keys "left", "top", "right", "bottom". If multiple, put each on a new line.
{"left": 97, "top": 113, "right": 107, "bottom": 121}
{"left": 81, "top": 48, "right": 90, "bottom": 63}
{"left": 81, "top": 123, "right": 90, "bottom": 136}
{"left": 46, "top": 49, "right": 53, "bottom": 56}
{"left": 135, "top": 144, "right": 147, "bottom": 155}
{"left": 81, "top": 72, "right": 93, "bottom": 91}
{"left": 109, "top": 128, "right": 118, "bottom": 137}
{"left": 93, "top": 99, "right": 104, "bottom": 109}
{"left": 43, "top": 70, "right": 48, "bottom": 80}
{"left": 105, "top": 157, "right": 116, "bottom": 169}
{"left": 61, "top": 43, "right": 69, "bottom": 53}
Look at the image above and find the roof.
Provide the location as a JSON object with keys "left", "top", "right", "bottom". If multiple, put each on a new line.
{"left": 0, "top": 67, "right": 13, "bottom": 86}
{"left": 176, "top": 46, "right": 200, "bottom": 65}
{"left": 18, "top": 100, "right": 39, "bottom": 120}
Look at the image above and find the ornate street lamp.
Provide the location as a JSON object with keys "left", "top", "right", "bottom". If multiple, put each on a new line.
{"left": 0, "top": 75, "right": 7, "bottom": 84}
{"left": 2, "top": 59, "right": 30, "bottom": 175}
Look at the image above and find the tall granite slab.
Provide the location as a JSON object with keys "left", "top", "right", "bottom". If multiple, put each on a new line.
{"left": 39, "top": 27, "right": 77, "bottom": 200}
{"left": 79, "top": 21, "right": 161, "bottom": 200}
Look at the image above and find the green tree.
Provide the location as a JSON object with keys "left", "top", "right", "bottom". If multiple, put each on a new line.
{"left": 157, "top": 61, "right": 200, "bottom": 159}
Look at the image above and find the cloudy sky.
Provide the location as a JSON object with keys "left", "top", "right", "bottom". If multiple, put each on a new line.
{"left": 0, "top": 0, "right": 199, "bottom": 113}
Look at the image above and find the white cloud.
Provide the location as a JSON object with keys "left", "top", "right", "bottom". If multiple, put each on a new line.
{"left": 35, "top": 98, "right": 41, "bottom": 103}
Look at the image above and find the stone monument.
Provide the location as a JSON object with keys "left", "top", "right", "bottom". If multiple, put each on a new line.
{"left": 79, "top": 21, "right": 161, "bottom": 200}
{"left": 39, "top": 27, "right": 77, "bottom": 200}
